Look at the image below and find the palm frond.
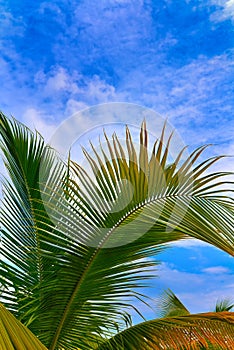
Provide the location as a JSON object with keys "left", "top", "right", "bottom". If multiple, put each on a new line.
{"left": 1, "top": 114, "right": 233, "bottom": 350}
{"left": 96, "top": 312, "right": 234, "bottom": 350}
{"left": 157, "top": 289, "right": 190, "bottom": 317}
{"left": 0, "top": 113, "right": 69, "bottom": 339}
{"left": 0, "top": 303, "right": 48, "bottom": 350}
{"left": 215, "top": 298, "right": 234, "bottom": 312}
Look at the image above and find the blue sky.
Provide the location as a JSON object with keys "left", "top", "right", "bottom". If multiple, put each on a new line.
{"left": 0, "top": 0, "right": 234, "bottom": 318}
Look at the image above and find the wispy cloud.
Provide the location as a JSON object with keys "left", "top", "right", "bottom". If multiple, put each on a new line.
{"left": 202, "top": 266, "right": 231, "bottom": 274}
{"left": 1, "top": 50, "right": 233, "bottom": 155}
{"left": 22, "top": 108, "right": 57, "bottom": 141}
{"left": 0, "top": 1, "right": 233, "bottom": 154}
{"left": 121, "top": 51, "right": 234, "bottom": 143}
{"left": 211, "top": 0, "right": 234, "bottom": 22}
{"left": 155, "top": 262, "right": 234, "bottom": 313}
{"left": 131, "top": 258, "right": 234, "bottom": 322}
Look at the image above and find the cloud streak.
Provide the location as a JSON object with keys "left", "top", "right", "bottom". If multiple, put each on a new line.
{"left": 202, "top": 266, "right": 231, "bottom": 274}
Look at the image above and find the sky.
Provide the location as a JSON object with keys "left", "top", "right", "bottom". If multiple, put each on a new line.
{"left": 0, "top": 0, "right": 234, "bottom": 319}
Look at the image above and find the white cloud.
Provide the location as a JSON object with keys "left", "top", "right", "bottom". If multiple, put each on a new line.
{"left": 0, "top": 8, "right": 25, "bottom": 38}
{"left": 157, "top": 262, "right": 204, "bottom": 287}
{"left": 2, "top": 53, "right": 233, "bottom": 180}
{"left": 131, "top": 258, "right": 234, "bottom": 321}
{"left": 178, "top": 289, "right": 234, "bottom": 313}
{"left": 34, "top": 66, "right": 123, "bottom": 110}
{"left": 0, "top": 1, "right": 233, "bottom": 172}
{"left": 121, "top": 51, "right": 234, "bottom": 159}
{"left": 210, "top": 0, "right": 234, "bottom": 21}
{"left": 43, "top": 67, "right": 80, "bottom": 94}
{"left": 153, "top": 262, "right": 234, "bottom": 313}
{"left": 85, "top": 75, "right": 117, "bottom": 102}
{"left": 65, "top": 99, "right": 89, "bottom": 116}
{"left": 202, "top": 266, "right": 231, "bottom": 274}
{"left": 22, "top": 108, "right": 57, "bottom": 141}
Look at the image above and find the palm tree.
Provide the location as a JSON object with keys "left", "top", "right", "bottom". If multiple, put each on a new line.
{"left": 0, "top": 112, "right": 233, "bottom": 349}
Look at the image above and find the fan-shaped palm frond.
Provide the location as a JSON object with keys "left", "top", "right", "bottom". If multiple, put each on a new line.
{"left": 96, "top": 312, "right": 234, "bottom": 350}
{"left": 0, "top": 113, "right": 233, "bottom": 349}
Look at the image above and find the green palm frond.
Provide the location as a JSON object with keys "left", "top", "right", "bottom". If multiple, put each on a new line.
{"left": 66, "top": 120, "right": 234, "bottom": 252}
{"left": 96, "top": 312, "right": 234, "bottom": 350}
{"left": 0, "top": 303, "right": 48, "bottom": 350}
{"left": 157, "top": 289, "right": 190, "bottom": 317}
{"left": 215, "top": 298, "right": 234, "bottom": 312}
{"left": 0, "top": 113, "right": 233, "bottom": 349}
{"left": 0, "top": 113, "right": 68, "bottom": 334}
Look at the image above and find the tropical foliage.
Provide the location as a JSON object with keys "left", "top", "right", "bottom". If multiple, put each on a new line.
{"left": 215, "top": 299, "right": 234, "bottom": 313}
{"left": 0, "top": 112, "right": 233, "bottom": 349}
{"left": 0, "top": 303, "right": 48, "bottom": 350}
{"left": 157, "top": 289, "right": 234, "bottom": 317}
{"left": 99, "top": 290, "right": 234, "bottom": 350}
